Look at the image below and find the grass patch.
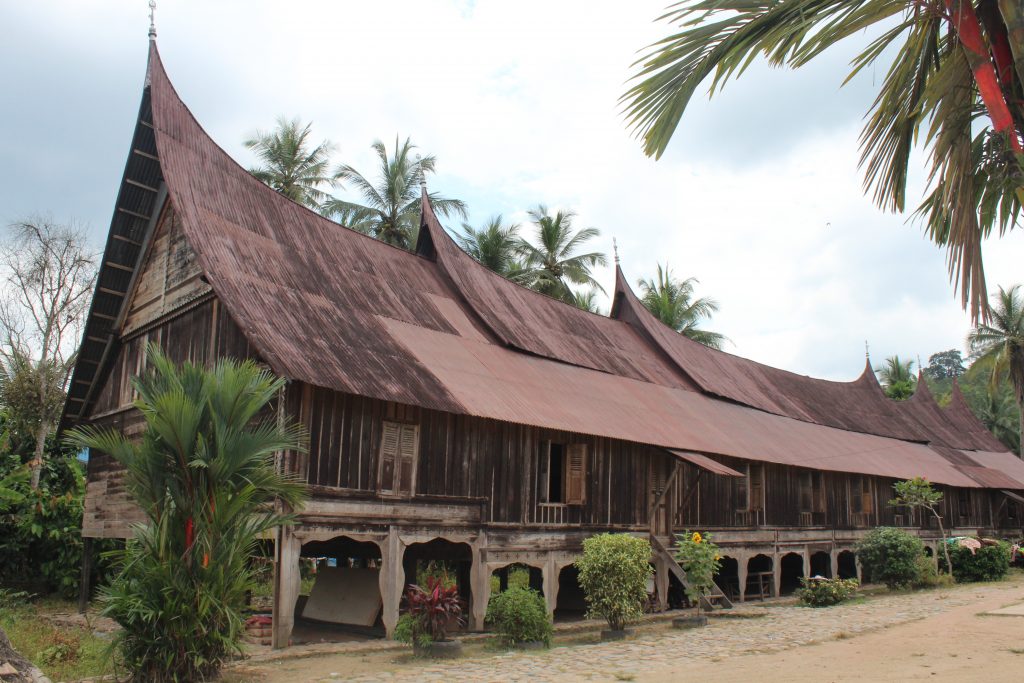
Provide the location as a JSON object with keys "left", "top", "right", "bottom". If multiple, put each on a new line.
{"left": 613, "top": 673, "right": 636, "bottom": 681}
{"left": 1008, "top": 648, "right": 1024, "bottom": 655}
{"left": 0, "top": 596, "right": 115, "bottom": 682}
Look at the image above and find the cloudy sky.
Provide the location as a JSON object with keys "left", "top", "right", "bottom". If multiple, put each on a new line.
{"left": 2, "top": 1, "right": 1021, "bottom": 381}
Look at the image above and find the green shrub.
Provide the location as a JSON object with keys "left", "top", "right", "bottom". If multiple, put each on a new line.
{"left": 575, "top": 533, "right": 652, "bottom": 631}
{"left": 941, "top": 541, "right": 1011, "bottom": 582}
{"left": 486, "top": 586, "right": 552, "bottom": 647}
{"left": 797, "top": 577, "right": 859, "bottom": 606}
{"left": 855, "top": 527, "right": 924, "bottom": 590}
{"left": 394, "top": 613, "right": 433, "bottom": 648}
{"left": 911, "top": 554, "right": 953, "bottom": 589}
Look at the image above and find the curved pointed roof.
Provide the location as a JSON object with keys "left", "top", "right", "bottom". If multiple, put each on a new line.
{"left": 62, "top": 43, "right": 1021, "bottom": 489}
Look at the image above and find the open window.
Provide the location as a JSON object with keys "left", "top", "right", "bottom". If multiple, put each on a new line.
{"left": 378, "top": 421, "right": 418, "bottom": 496}
{"left": 798, "top": 470, "right": 825, "bottom": 524}
{"left": 537, "top": 441, "right": 586, "bottom": 505}
{"left": 850, "top": 476, "right": 873, "bottom": 525}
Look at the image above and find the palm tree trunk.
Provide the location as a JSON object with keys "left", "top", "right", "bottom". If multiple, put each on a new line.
{"left": 946, "top": 0, "right": 1023, "bottom": 151}
{"left": 997, "top": 0, "right": 1024, "bottom": 89}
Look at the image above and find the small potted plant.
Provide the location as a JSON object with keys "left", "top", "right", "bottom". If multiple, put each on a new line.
{"left": 575, "top": 533, "right": 652, "bottom": 640}
{"left": 485, "top": 585, "right": 553, "bottom": 649}
{"left": 394, "top": 578, "right": 465, "bottom": 658}
{"left": 672, "top": 531, "right": 721, "bottom": 628}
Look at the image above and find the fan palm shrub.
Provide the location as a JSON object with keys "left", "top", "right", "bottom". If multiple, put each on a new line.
{"left": 65, "top": 348, "right": 307, "bottom": 682}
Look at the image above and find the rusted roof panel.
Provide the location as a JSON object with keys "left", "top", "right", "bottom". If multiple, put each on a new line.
{"left": 381, "top": 315, "right": 983, "bottom": 487}
{"left": 417, "top": 196, "right": 698, "bottom": 390}
{"left": 95, "top": 43, "right": 1020, "bottom": 495}
{"left": 667, "top": 450, "right": 744, "bottom": 477}
{"left": 148, "top": 45, "right": 470, "bottom": 414}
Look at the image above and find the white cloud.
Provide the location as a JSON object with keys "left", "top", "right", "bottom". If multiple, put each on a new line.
{"left": 2, "top": 0, "right": 1021, "bottom": 381}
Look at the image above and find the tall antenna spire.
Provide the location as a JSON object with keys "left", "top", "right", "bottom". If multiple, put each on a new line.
{"left": 613, "top": 237, "right": 620, "bottom": 265}
{"left": 148, "top": 0, "right": 157, "bottom": 40}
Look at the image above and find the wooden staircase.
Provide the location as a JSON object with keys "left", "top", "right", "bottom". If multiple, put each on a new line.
{"left": 651, "top": 534, "right": 733, "bottom": 611}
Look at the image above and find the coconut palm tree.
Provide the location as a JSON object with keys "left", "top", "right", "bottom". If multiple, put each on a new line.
{"left": 572, "top": 288, "right": 605, "bottom": 314}
{"left": 877, "top": 355, "right": 917, "bottom": 400}
{"left": 244, "top": 117, "right": 336, "bottom": 210}
{"left": 65, "top": 349, "right": 307, "bottom": 681}
{"left": 975, "top": 386, "right": 1021, "bottom": 453}
{"left": 454, "top": 216, "right": 522, "bottom": 276}
{"left": 622, "top": 1, "right": 1024, "bottom": 322}
{"left": 969, "top": 284, "right": 1024, "bottom": 455}
{"left": 517, "top": 206, "right": 608, "bottom": 303}
{"left": 323, "top": 136, "right": 467, "bottom": 249}
{"left": 638, "top": 264, "right": 726, "bottom": 349}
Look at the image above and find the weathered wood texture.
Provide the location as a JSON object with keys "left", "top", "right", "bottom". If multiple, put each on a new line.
{"left": 123, "top": 205, "right": 210, "bottom": 334}
{"left": 82, "top": 295, "right": 256, "bottom": 538}
{"left": 296, "top": 385, "right": 1020, "bottom": 534}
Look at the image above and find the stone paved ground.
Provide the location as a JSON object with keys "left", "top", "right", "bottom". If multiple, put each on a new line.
{"left": 240, "top": 574, "right": 1024, "bottom": 683}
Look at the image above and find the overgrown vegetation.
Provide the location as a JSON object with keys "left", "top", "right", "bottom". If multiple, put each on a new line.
{"left": 66, "top": 350, "right": 307, "bottom": 682}
{"left": 575, "top": 533, "right": 652, "bottom": 631}
{"left": 797, "top": 577, "right": 859, "bottom": 607}
{"left": 485, "top": 585, "right": 552, "bottom": 647}
{"left": 941, "top": 541, "right": 1012, "bottom": 583}
{"left": 0, "top": 590, "right": 113, "bottom": 682}
{"left": 856, "top": 527, "right": 925, "bottom": 590}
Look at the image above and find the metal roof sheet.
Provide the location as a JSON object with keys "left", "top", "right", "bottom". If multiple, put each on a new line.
{"left": 667, "top": 450, "right": 744, "bottom": 477}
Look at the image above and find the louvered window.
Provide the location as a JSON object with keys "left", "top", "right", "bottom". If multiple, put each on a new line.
{"left": 379, "top": 421, "right": 418, "bottom": 496}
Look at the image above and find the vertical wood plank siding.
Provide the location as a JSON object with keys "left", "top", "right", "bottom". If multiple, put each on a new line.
{"left": 296, "top": 385, "right": 1009, "bottom": 532}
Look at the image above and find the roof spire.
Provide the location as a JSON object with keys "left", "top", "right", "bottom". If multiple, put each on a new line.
{"left": 613, "top": 237, "right": 620, "bottom": 265}
{"left": 864, "top": 340, "right": 870, "bottom": 360}
{"left": 148, "top": 0, "right": 157, "bottom": 39}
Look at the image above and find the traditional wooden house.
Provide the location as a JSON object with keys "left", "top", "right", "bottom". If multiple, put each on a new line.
{"left": 64, "top": 43, "right": 1024, "bottom": 648}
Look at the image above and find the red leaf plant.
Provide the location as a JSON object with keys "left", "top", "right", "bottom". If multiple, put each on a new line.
{"left": 403, "top": 577, "right": 465, "bottom": 642}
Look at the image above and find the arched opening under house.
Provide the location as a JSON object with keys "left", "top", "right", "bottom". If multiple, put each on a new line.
{"left": 837, "top": 550, "right": 858, "bottom": 580}
{"left": 779, "top": 552, "right": 804, "bottom": 595}
{"left": 714, "top": 556, "right": 741, "bottom": 602}
{"left": 810, "top": 551, "right": 832, "bottom": 579}
{"left": 745, "top": 554, "right": 773, "bottom": 600}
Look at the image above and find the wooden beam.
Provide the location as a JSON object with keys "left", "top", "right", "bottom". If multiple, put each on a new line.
{"left": 104, "top": 261, "right": 134, "bottom": 272}
{"left": 132, "top": 148, "right": 158, "bottom": 161}
{"left": 86, "top": 335, "right": 109, "bottom": 343}
{"left": 138, "top": 120, "right": 154, "bottom": 129}
{"left": 98, "top": 287, "right": 127, "bottom": 297}
{"left": 125, "top": 178, "right": 159, "bottom": 193}
{"left": 112, "top": 234, "right": 142, "bottom": 247}
{"left": 92, "top": 312, "right": 117, "bottom": 321}
{"left": 117, "top": 207, "right": 152, "bottom": 221}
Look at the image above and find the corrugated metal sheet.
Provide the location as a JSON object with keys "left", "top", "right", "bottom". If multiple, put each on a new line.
{"left": 380, "top": 315, "right": 984, "bottom": 487}
{"left": 130, "top": 43, "right": 1022, "bottom": 492}
{"left": 667, "top": 450, "right": 744, "bottom": 477}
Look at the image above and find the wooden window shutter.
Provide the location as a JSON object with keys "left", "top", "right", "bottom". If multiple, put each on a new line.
{"left": 397, "top": 423, "right": 419, "bottom": 496}
{"left": 379, "top": 421, "right": 401, "bottom": 493}
{"left": 750, "top": 464, "right": 764, "bottom": 511}
{"left": 565, "top": 444, "right": 587, "bottom": 505}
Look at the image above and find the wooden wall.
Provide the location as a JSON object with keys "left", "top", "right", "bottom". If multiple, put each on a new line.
{"left": 82, "top": 296, "right": 256, "bottom": 538}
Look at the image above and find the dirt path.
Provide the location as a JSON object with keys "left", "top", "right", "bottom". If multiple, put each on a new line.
{"left": 234, "top": 574, "right": 1024, "bottom": 682}
{"left": 640, "top": 586, "right": 1024, "bottom": 682}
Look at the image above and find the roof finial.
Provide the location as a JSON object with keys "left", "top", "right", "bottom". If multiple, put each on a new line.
{"left": 148, "top": 0, "right": 157, "bottom": 39}
{"left": 864, "top": 340, "right": 870, "bottom": 360}
{"left": 613, "top": 237, "right": 620, "bottom": 265}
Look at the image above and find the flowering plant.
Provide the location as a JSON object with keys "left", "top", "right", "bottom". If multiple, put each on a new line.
{"left": 674, "top": 530, "right": 722, "bottom": 615}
